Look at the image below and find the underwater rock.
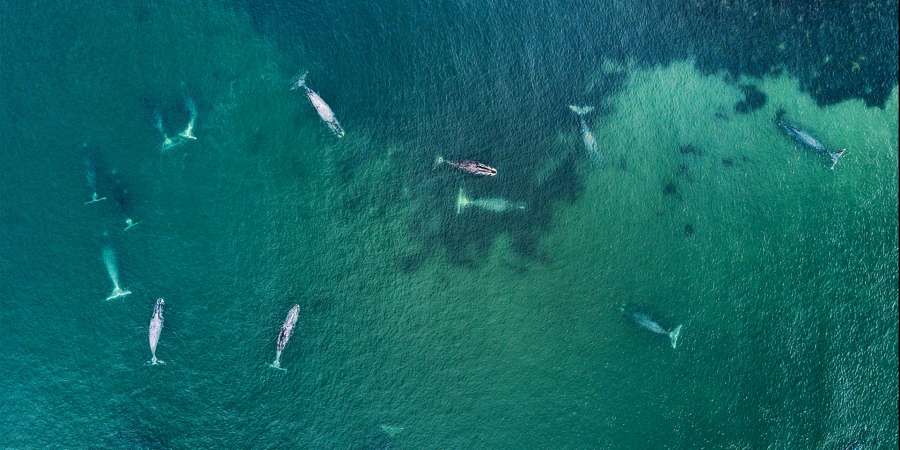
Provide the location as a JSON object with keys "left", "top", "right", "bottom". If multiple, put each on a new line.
{"left": 684, "top": 224, "right": 695, "bottom": 237}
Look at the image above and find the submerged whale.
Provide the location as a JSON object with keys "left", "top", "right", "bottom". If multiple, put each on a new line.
{"left": 291, "top": 71, "right": 345, "bottom": 138}
{"left": 569, "top": 105, "right": 601, "bottom": 162}
{"left": 775, "top": 110, "right": 846, "bottom": 169}
{"left": 101, "top": 244, "right": 131, "bottom": 301}
{"left": 154, "top": 96, "right": 198, "bottom": 152}
{"left": 270, "top": 304, "right": 300, "bottom": 370}
{"left": 178, "top": 96, "right": 198, "bottom": 141}
{"left": 148, "top": 298, "right": 165, "bottom": 365}
{"left": 154, "top": 110, "right": 180, "bottom": 152}
{"left": 628, "top": 311, "right": 682, "bottom": 349}
{"left": 111, "top": 172, "right": 140, "bottom": 231}
{"left": 456, "top": 188, "right": 526, "bottom": 214}
{"left": 82, "top": 144, "right": 107, "bottom": 205}
{"left": 380, "top": 425, "right": 405, "bottom": 437}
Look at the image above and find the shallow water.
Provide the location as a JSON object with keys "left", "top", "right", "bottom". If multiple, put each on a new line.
{"left": 1, "top": 1, "right": 897, "bottom": 448}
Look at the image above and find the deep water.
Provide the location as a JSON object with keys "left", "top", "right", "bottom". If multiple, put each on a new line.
{"left": 0, "top": 1, "right": 897, "bottom": 448}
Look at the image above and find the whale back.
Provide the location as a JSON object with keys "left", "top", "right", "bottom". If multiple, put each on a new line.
{"left": 307, "top": 91, "right": 336, "bottom": 122}
{"left": 276, "top": 304, "right": 300, "bottom": 351}
{"left": 472, "top": 197, "right": 525, "bottom": 212}
{"left": 148, "top": 299, "right": 165, "bottom": 352}
{"left": 630, "top": 312, "right": 666, "bottom": 335}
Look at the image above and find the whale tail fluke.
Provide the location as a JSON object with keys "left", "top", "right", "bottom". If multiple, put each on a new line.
{"left": 178, "top": 126, "right": 197, "bottom": 141}
{"left": 84, "top": 194, "right": 107, "bottom": 205}
{"left": 268, "top": 360, "right": 287, "bottom": 371}
{"left": 290, "top": 70, "right": 309, "bottom": 91}
{"left": 106, "top": 287, "right": 132, "bottom": 301}
{"left": 569, "top": 105, "right": 594, "bottom": 116}
{"left": 433, "top": 155, "right": 445, "bottom": 170}
{"left": 178, "top": 97, "right": 198, "bottom": 140}
{"left": 123, "top": 218, "right": 140, "bottom": 232}
{"left": 829, "top": 148, "right": 847, "bottom": 170}
{"left": 668, "top": 325, "right": 683, "bottom": 349}
{"left": 149, "top": 356, "right": 165, "bottom": 366}
{"left": 456, "top": 188, "right": 470, "bottom": 215}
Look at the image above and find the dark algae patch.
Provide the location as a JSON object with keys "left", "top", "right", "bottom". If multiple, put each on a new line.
{"left": 663, "top": 181, "right": 679, "bottom": 197}
{"left": 734, "top": 84, "right": 767, "bottom": 114}
{"left": 678, "top": 144, "right": 703, "bottom": 156}
{"left": 675, "top": 162, "right": 693, "bottom": 180}
{"left": 683, "top": 223, "right": 695, "bottom": 237}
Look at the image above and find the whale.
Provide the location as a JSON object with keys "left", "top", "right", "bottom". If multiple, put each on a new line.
{"left": 456, "top": 188, "right": 525, "bottom": 214}
{"left": 82, "top": 144, "right": 107, "bottom": 205}
{"left": 148, "top": 298, "right": 165, "bottom": 365}
{"left": 154, "top": 110, "right": 181, "bottom": 152}
{"left": 102, "top": 245, "right": 132, "bottom": 301}
{"left": 270, "top": 304, "right": 300, "bottom": 370}
{"left": 434, "top": 155, "right": 497, "bottom": 176}
{"left": 380, "top": 425, "right": 405, "bottom": 437}
{"left": 775, "top": 110, "right": 846, "bottom": 169}
{"left": 111, "top": 173, "right": 140, "bottom": 231}
{"left": 154, "top": 98, "right": 197, "bottom": 152}
{"left": 628, "top": 311, "right": 682, "bottom": 349}
{"left": 569, "top": 105, "right": 601, "bottom": 162}
{"left": 178, "top": 96, "right": 198, "bottom": 141}
{"left": 291, "top": 71, "right": 345, "bottom": 138}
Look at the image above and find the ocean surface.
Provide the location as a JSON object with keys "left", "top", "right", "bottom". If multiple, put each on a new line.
{"left": 1, "top": 1, "right": 897, "bottom": 448}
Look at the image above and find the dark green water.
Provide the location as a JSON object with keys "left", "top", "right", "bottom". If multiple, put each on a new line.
{"left": 1, "top": 1, "right": 897, "bottom": 448}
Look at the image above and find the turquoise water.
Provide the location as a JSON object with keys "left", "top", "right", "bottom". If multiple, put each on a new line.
{"left": 1, "top": 1, "right": 897, "bottom": 448}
